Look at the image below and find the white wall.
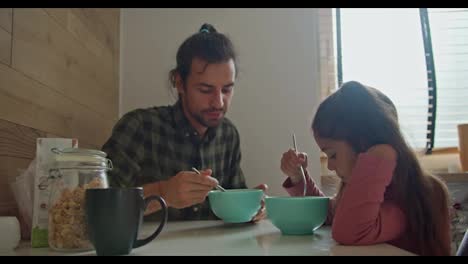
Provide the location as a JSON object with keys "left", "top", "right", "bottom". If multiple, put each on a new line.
{"left": 120, "top": 8, "right": 322, "bottom": 196}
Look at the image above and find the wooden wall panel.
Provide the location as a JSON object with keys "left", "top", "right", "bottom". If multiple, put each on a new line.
{"left": 12, "top": 8, "right": 118, "bottom": 120}
{"left": 44, "top": 8, "right": 119, "bottom": 117}
{"left": 0, "top": 119, "right": 41, "bottom": 218}
{"left": 0, "top": 8, "right": 12, "bottom": 33}
{"left": 0, "top": 63, "right": 115, "bottom": 147}
{"left": 0, "top": 119, "right": 45, "bottom": 159}
{"left": 0, "top": 8, "right": 12, "bottom": 66}
{"left": 0, "top": 27, "right": 11, "bottom": 66}
{"left": 70, "top": 8, "right": 119, "bottom": 56}
{"left": 0, "top": 8, "right": 120, "bottom": 223}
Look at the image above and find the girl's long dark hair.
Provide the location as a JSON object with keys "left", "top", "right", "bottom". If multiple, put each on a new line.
{"left": 312, "top": 81, "right": 451, "bottom": 256}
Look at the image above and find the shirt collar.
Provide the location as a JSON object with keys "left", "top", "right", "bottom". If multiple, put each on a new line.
{"left": 172, "top": 100, "right": 218, "bottom": 142}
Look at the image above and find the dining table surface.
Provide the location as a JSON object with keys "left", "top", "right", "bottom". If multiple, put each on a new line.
{"left": 10, "top": 219, "right": 416, "bottom": 256}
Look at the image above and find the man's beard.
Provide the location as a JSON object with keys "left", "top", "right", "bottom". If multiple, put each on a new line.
{"left": 190, "top": 108, "right": 225, "bottom": 128}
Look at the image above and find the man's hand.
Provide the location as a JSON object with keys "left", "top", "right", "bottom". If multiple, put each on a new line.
{"left": 160, "top": 169, "right": 218, "bottom": 209}
{"left": 251, "top": 184, "right": 268, "bottom": 223}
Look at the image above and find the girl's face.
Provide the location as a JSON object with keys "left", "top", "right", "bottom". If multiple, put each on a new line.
{"left": 314, "top": 136, "right": 358, "bottom": 183}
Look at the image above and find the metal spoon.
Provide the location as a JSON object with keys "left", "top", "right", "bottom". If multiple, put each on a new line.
{"left": 191, "top": 167, "right": 226, "bottom": 192}
{"left": 292, "top": 133, "right": 307, "bottom": 196}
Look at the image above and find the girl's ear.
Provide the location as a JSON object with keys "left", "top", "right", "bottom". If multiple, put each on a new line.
{"left": 175, "top": 74, "right": 185, "bottom": 95}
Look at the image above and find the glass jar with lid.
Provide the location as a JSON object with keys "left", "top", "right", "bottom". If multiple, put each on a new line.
{"left": 47, "top": 148, "right": 112, "bottom": 251}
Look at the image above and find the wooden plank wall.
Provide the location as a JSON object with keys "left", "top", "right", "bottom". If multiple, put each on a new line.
{"left": 0, "top": 8, "right": 120, "bottom": 226}
{"left": 0, "top": 8, "right": 12, "bottom": 66}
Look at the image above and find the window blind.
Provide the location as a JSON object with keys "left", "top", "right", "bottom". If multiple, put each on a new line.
{"left": 335, "top": 8, "right": 429, "bottom": 150}
{"left": 428, "top": 8, "right": 468, "bottom": 148}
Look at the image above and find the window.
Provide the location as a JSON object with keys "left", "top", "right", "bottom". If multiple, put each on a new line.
{"left": 328, "top": 8, "right": 468, "bottom": 152}
{"left": 429, "top": 8, "right": 468, "bottom": 148}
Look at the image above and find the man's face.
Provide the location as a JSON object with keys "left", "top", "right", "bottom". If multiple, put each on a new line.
{"left": 176, "top": 57, "right": 236, "bottom": 129}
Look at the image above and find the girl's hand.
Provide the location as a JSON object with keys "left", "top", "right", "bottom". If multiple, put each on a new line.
{"left": 281, "top": 149, "right": 308, "bottom": 184}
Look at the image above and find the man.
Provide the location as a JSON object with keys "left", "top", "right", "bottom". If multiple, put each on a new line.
{"left": 102, "top": 23, "right": 266, "bottom": 221}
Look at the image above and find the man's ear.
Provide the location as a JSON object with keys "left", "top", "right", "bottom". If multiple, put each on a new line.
{"left": 175, "top": 74, "right": 185, "bottom": 95}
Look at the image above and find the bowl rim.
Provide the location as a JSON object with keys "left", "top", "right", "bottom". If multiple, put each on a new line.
{"left": 208, "top": 189, "right": 264, "bottom": 195}
{"left": 265, "top": 196, "right": 330, "bottom": 201}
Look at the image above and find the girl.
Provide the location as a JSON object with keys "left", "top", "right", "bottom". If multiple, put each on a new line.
{"left": 281, "top": 81, "right": 451, "bottom": 256}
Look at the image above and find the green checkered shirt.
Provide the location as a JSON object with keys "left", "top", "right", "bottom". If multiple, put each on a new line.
{"left": 102, "top": 100, "right": 247, "bottom": 220}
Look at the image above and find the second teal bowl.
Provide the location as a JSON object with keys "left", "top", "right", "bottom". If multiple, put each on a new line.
{"left": 265, "top": 196, "right": 329, "bottom": 235}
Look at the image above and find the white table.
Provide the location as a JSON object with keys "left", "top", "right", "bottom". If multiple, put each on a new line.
{"left": 11, "top": 220, "right": 415, "bottom": 256}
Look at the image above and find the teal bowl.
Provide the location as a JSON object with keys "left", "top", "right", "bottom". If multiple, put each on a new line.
{"left": 265, "top": 196, "right": 329, "bottom": 235}
{"left": 208, "top": 189, "right": 263, "bottom": 223}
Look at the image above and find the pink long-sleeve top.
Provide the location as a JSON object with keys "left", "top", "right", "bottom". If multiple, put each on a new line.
{"left": 282, "top": 153, "right": 449, "bottom": 255}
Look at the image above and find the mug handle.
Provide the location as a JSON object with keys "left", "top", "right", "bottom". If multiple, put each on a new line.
{"left": 133, "top": 195, "right": 168, "bottom": 248}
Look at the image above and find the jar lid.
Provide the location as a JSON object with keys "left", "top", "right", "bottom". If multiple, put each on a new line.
{"left": 57, "top": 147, "right": 106, "bottom": 156}
{"left": 51, "top": 148, "right": 112, "bottom": 170}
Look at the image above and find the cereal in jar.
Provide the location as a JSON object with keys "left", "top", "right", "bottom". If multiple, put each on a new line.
{"left": 47, "top": 148, "right": 111, "bottom": 251}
